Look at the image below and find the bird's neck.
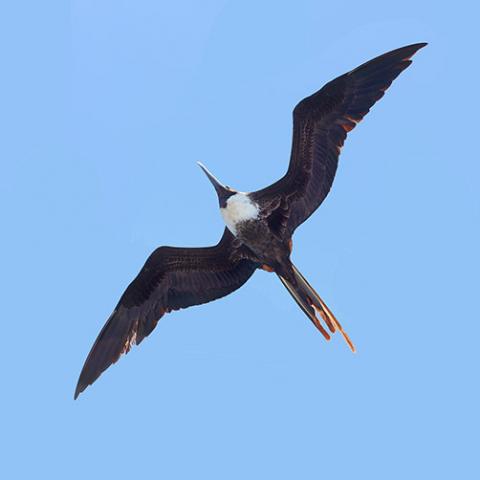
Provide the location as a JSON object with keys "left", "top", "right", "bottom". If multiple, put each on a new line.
{"left": 220, "top": 192, "right": 260, "bottom": 235}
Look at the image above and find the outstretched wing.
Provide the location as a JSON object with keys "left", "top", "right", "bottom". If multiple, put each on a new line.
{"left": 74, "top": 229, "right": 258, "bottom": 399}
{"left": 252, "top": 43, "right": 426, "bottom": 236}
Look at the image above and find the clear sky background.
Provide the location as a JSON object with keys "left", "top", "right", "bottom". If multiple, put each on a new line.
{"left": 1, "top": 1, "right": 479, "bottom": 478}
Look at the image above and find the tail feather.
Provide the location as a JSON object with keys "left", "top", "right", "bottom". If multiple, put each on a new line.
{"left": 278, "top": 275, "right": 331, "bottom": 341}
{"left": 278, "top": 263, "right": 356, "bottom": 352}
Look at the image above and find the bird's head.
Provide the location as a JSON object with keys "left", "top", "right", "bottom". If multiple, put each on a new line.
{"left": 197, "top": 162, "right": 237, "bottom": 208}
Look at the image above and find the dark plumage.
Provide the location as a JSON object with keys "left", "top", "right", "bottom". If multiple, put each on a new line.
{"left": 75, "top": 229, "right": 257, "bottom": 399}
{"left": 75, "top": 43, "right": 426, "bottom": 399}
{"left": 251, "top": 43, "right": 427, "bottom": 235}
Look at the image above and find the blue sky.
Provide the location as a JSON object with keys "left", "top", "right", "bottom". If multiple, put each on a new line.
{"left": 1, "top": 1, "right": 479, "bottom": 478}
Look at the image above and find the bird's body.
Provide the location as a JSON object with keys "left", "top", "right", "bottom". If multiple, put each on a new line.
{"left": 75, "top": 43, "right": 427, "bottom": 399}
{"left": 221, "top": 193, "right": 290, "bottom": 272}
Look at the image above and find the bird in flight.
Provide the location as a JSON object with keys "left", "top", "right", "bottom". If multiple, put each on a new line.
{"left": 75, "top": 43, "right": 426, "bottom": 399}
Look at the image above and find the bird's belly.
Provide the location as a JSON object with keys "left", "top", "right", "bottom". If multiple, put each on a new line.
{"left": 236, "top": 220, "right": 288, "bottom": 265}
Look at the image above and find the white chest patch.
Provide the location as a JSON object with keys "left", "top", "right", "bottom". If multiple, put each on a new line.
{"left": 220, "top": 193, "right": 259, "bottom": 235}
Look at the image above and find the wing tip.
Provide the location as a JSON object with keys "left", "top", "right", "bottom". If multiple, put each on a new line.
{"left": 73, "top": 382, "right": 85, "bottom": 400}
{"left": 350, "top": 42, "right": 428, "bottom": 77}
{"left": 408, "top": 41, "right": 428, "bottom": 49}
{"left": 402, "top": 42, "right": 428, "bottom": 58}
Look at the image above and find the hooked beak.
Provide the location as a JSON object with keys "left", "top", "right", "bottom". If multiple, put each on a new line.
{"left": 197, "top": 162, "right": 228, "bottom": 196}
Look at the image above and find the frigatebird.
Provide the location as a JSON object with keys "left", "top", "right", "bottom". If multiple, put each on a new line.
{"left": 75, "top": 43, "right": 426, "bottom": 399}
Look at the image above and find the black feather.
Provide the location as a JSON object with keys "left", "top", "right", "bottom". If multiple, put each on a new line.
{"left": 74, "top": 229, "right": 258, "bottom": 399}
{"left": 252, "top": 43, "right": 427, "bottom": 235}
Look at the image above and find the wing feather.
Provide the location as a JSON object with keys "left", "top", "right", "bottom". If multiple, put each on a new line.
{"left": 74, "top": 229, "right": 258, "bottom": 398}
{"left": 252, "top": 43, "right": 427, "bottom": 235}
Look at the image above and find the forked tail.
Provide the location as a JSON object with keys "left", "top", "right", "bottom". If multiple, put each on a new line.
{"left": 278, "top": 264, "right": 355, "bottom": 352}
